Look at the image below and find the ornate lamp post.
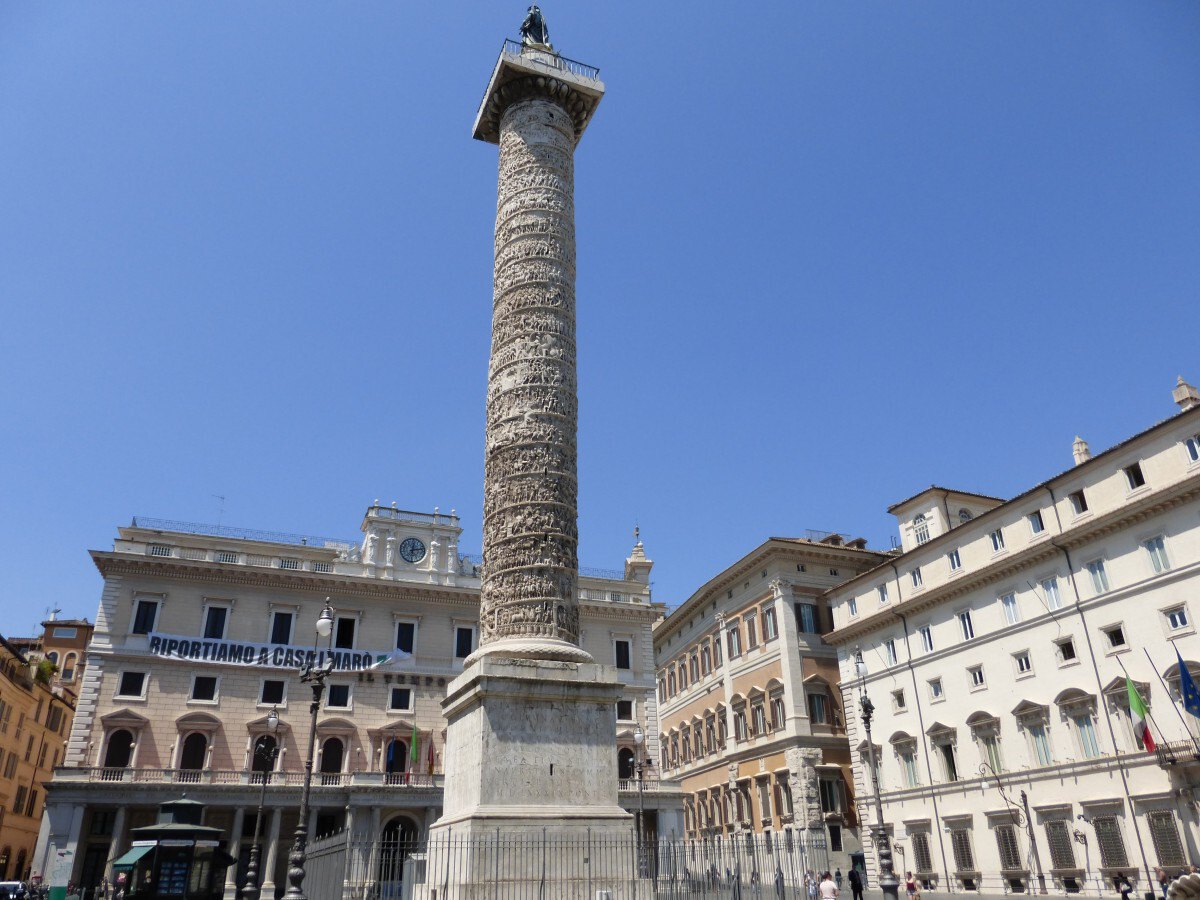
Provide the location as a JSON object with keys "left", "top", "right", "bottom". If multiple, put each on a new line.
{"left": 633, "top": 726, "right": 652, "bottom": 878}
{"left": 978, "top": 762, "right": 1047, "bottom": 894}
{"left": 282, "top": 600, "right": 335, "bottom": 900}
{"left": 854, "top": 648, "right": 900, "bottom": 900}
{"left": 241, "top": 706, "right": 280, "bottom": 900}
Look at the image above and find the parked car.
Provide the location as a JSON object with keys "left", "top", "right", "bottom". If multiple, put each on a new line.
{"left": 0, "top": 882, "right": 29, "bottom": 899}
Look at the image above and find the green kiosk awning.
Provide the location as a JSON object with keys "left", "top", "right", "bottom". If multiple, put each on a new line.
{"left": 111, "top": 845, "right": 155, "bottom": 870}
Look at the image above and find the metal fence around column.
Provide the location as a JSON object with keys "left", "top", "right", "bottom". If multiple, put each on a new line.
{"left": 304, "top": 828, "right": 829, "bottom": 900}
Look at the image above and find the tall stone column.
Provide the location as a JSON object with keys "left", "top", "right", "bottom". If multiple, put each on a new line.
{"left": 431, "top": 29, "right": 629, "bottom": 863}
{"left": 472, "top": 44, "right": 602, "bottom": 665}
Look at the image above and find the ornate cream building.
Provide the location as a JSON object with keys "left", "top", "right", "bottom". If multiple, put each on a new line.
{"left": 652, "top": 535, "right": 886, "bottom": 869}
{"left": 34, "top": 504, "right": 681, "bottom": 897}
{"left": 825, "top": 379, "right": 1200, "bottom": 896}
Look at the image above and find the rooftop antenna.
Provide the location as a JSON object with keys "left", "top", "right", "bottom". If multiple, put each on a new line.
{"left": 212, "top": 494, "right": 226, "bottom": 526}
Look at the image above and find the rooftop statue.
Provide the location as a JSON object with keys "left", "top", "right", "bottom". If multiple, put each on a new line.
{"left": 520, "top": 4, "right": 550, "bottom": 47}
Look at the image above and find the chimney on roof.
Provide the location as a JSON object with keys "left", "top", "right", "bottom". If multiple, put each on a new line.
{"left": 1073, "top": 436, "right": 1091, "bottom": 466}
{"left": 1174, "top": 376, "right": 1199, "bottom": 412}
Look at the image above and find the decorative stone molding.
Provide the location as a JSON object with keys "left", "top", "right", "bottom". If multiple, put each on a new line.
{"left": 786, "top": 746, "right": 825, "bottom": 829}
{"left": 476, "top": 75, "right": 595, "bottom": 144}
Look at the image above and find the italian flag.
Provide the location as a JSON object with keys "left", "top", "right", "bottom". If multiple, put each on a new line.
{"left": 1127, "top": 678, "right": 1156, "bottom": 752}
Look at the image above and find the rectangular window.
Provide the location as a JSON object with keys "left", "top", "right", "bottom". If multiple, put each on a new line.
{"left": 1166, "top": 606, "right": 1190, "bottom": 631}
{"left": 1093, "top": 816, "right": 1129, "bottom": 869}
{"left": 334, "top": 617, "right": 357, "bottom": 650}
{"left": 911, "top": 568, "right": 923, "bottom": 589}
{"left": 148, "top": 543, "right": 172, "bottom": 557}
{"left": 848, "top": 597, "right": 858, "bottom": 617}
{"left": 389, "top": 687, "right": 412, "bottom": 711}
{"left": 278, "top": 557, "right": 301, "bottom": 570}
{"left": 884, "top": 639, "right": 897, "bottom": 666}
{"left": 1029, "top": 723, "right": 1052, "bottom": 766}
{"left": 919, "top": 625, "right": 934, "bottom": 653}
{"left": 1148, "top": 810, "right": 1186, "bottom": 868}
{"left": 940, "top": 742, "right": 958, "bottom": 781}
{"left": 968, "top": 665, "right": 986, "bottom": 688}
{"left": 878, "top": 584, "right": 889, "bottom": 605}
{"left": 1069, "top": 490, "right": 1089, "bottom": 515}
{"left": 190, "top": 675, "right": 218, "bottom": 702}
{"left": 326, "top": 684, "right": 351, "bottom": 709}
{"left": 818, "top": 778, "right": 841, "bottom": 813}
{"left": 1046, "top": 820, "right": 1076, "bottom": 870}
{"left": 950, "top": 828, "right": 975, "bottom": 872}
{"left": 1086, "top": 559, "right": 1110, "bottom": 593}
{"left": 1042, "top": 577, "right": 1062, "bottom": 611}
{"left": 828, "top": 823, "right": 843, "bottom": 852}
{"left": 807, "top": 693, "right": 828, "bottom": 724}
{"left": 1187, "top": 434, "right": 1200, "bottom": 463}
{"left": 614, "top": 639, "right": 632, "bottom": 670}
{"left": 1001, "top": 592, "right": 1020, "bottom": 625}
{"left": 928, "top": 678, "right": 943, "bottom": 700}
{"left": 912, "top": 832, "right": 934, "bottom": 873}
{"left": 770, "top": 695, "right": 785, "bottom": 729}
{"left": 744, "top": 614, "right": 758, "bottom": 648}
{"left": 1014, "top": 651, "right": 1032, "bottom": 675}
{"left": 215, "top": 550, "right": 238, "bottom": 564}
{"left": 202, "top": 606, "right": 227, "bottom": 640}
{"left": 1028, "top": 510, "right": 1045, "bottom": 534}
{"left": 616, "top": 699, "right": 634, "bottom": 721}
{"left": 995, "top": 823, "right": 1022, "bottom": 871}
{"left": 901, "top": 749, "right": 919, "bottom": 787}
{"left": 797, "top": 603, "right": 818, "bottom": 634}
{"left": 892, "top": 689, "right": 906, "bottom": 711}
{"left": 131, "top": 599, "right": 159, "bottom": 635}
{"left": 762, "top": 607, "right": 778, "bottom": 640}
{"left": 948, "top": 549, "right": 962, "bottom": 571}
{"left": 727, "top": 626, "right": 742, "bottom": 658}
{"left": 395, "top": 621, "right": 416, "bottom": 654}
{"left": 269, "top": 611, "right": 293, "bottom": 645}
{"left": 1057, "top": 637, "right": 1078, "bottom": 663}
{"left": 1145, "top": 536, "right": 1171, "bottom": 574}
{"left": 116, "top": 671, "right": 146, "bottom": 698}
{"left": 1104, "top": 625, "right": 1127, "bottom": 650}
{"left": 455, "top": 627, "right": 476, "bottom": 659}
{"left": 990, "top": 529, "right": 1006, "bottom": 552}
{"left": 982, "top": 733, "right": 1002, "bottom": 772}
{"left": 1124, "top": 462, "right": 1146, "bottom": 490}
{"left": 1075, "top": 714, "right": 1101, "bottom": 758}
{"left": 713, "top": 633, "right": 722, "bottom": 667}
{"left": 958, "top": 610, "right": 975, "bottom": 641}
{"left": 260, "top": 679, "right": 286, "bottom": 706}
{"left": 12, "top": 786, "right": 27, "bottom": 816}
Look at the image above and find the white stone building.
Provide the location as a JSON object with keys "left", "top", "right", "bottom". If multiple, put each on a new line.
{"left": 34, "top": 504, "right": 682, "bottom": 897}
{"left": 824, "top": 380, "right": 1200, "bottom": 896}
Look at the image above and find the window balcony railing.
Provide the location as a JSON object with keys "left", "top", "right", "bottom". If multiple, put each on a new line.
{"left": 1154, "top": 739, "right": 1200, "bottom": 767}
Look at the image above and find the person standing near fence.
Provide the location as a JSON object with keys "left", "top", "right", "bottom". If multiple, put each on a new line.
{"left": 820, "top": 871, "right": 840, "bottom": 900}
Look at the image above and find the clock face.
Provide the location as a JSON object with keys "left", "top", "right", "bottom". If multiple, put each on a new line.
{"left": 399, "top": 537, "right": 426, "bottom": 564}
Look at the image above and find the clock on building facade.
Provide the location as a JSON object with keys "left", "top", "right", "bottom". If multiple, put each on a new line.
{"left": 399, "top": 537, "right": 426, "bottom": 563}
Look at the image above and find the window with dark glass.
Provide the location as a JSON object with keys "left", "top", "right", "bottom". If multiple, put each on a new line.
{"left": 455, "top": 627, "right": 475, "bottom": 659}
{"left": 116, "top": 671, "right": 146, "bottom": 698}
{"left": 203, "top": 606, "right": 227, "bottom": 640}
{"left": 326, "top": 684, "right": 351, "bottom": 708}
{"left": 614, "top": 640, "right": 631, "bottom": 670}
{"left": 334, "top": 617, "right": 356, "bottom": 650}
{"left": 191, "top": 676, "right": 217, "bottom": 702}
{"left": 270, "top": 611, "right": 293, "bottom": 645}
{"left": 131, "top": 600, "right": 158, "bottom": 635}
{"left": 260, "top": 680, "right": 285, "bottom": 705}
{"left": 395, "top": 621, "right": 416, "bottom": 654}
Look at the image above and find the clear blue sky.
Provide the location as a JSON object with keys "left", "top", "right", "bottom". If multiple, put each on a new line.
{"left": 2, "top": 3, "right": 1197, "bottom": 632}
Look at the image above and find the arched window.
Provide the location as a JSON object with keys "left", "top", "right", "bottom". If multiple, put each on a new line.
{"left": 385, "top": 740, "right": 408, "bottom": 775}
{"left": 45, "top": 652, "right": 59, "bottom": 668}
{"left": 618, "top": 747, "right": 635, "bottom": 779}
{"left": 179, "top": 732, "right": 208, "bottom": 775}
{"left": 252, "top": 735, "right": 278, "bottom": 774}
{"left": 913, "top": 514, "right": 930, "bottom": 545}
{"left": 320, "top": 737, "right": 344, "bottom": 782}
{"left": 14, "top": 850, "right": 25, "bottom": 881}
{"left": 104, "top": 729, "right": 135, "bottom": 769}
{"left": 62, "top": 653, "right": 77, "bottom": 682}
{"left": 0, "top": 846, "right": 10, "bottom": 880}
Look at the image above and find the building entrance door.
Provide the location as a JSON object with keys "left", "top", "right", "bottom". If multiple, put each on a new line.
{"left": 78, "top": 843, "right": 110, "bottom": 899}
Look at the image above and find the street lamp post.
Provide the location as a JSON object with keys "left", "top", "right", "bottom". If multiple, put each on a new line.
{"left": 854, "top": 648, "right": 900, "bottom": 900}
{"left": 282, "top": 600, "right": 336, "bottom": 900}
{"left": 979, "top": 762, "right": 1047, "bottom": 894}
{"left": 633, "top": 726, "right": 652, "bottom": 879}
{"left": 240, "top": 706, "right": 281, "bottom": 900}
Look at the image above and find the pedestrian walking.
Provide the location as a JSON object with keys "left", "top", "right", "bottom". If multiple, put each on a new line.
{"left": 1157, "top": 867, "right": 1170, "bottom": 900}
{"left": 906, "top": 871, "right": 919, "bottom": 900}
{"left": 836, "top": 868, "right": 844, "bottom": 890}
{"left": 1114, "top": 871, "right": 1133, "bottom": 900}
{"left": 807, "top": 869, "right": 819, "bottom": 900}
{"left": 849, "top": 867, "right": 864, "bottom": 900}
{"left": 820, "top": 871, "right": 840, "bottom": 900}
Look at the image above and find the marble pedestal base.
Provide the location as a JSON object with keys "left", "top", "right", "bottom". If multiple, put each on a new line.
{"left": 426, "top": 655, "right": 634, "bottom": 896}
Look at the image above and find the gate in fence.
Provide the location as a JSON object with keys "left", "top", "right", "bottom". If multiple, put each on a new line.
{"left": 304, "top": 828, "right": 829, "bottom": 900}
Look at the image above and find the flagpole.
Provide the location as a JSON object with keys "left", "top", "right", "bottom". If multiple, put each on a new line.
{"left": 1143, "top": 648, "right": 1200, "bottom": 749}
{"left": 1114, "top": 655, "right": 1171, "bottom": 749}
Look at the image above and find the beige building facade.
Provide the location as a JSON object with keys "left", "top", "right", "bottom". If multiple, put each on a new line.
{"left": 825, "top": 380, "right": 1200, "bottom": 896}
{"left": 35, "top": 505, "right": 682, "bottom": 897}
{"left": 653, "top": 536, "right": 886, "bottom": 869}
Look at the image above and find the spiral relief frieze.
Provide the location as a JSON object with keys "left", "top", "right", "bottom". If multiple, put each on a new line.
{"left": 478, "top": 92, "right": 583, "bottom": 653}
